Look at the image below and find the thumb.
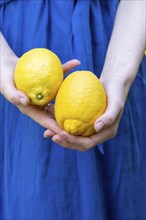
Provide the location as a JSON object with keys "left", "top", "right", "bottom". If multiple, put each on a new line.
{"left": 94, "top": 99, "right": 124, "bottom": 133}
{"left": 1, "top": 84, "right": 29, "bottom": 106}
{"left": 1, "top": 57, "right": 30, "bottom": 106}
{"left": 62, "top": 59, "right": 81, "bottom": 75}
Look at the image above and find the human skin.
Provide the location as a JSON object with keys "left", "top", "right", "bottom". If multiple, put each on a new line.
{"left": 0, "top": 32, "right": 80, "bottom": 136}
{"left": 0, "top": 0, "right": 146, "bottom": 152}
{"left": 45, "top": 0, "right": 146, "bottom": 151}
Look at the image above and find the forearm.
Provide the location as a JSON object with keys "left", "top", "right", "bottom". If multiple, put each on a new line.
{"left": 101, "top": 1, "right": 146, "bottom": 93}
{"left": 0, "top": 31, "right": 17, "bottom": 63}
{"left": 0, "top": 32, "right": 18, "bottom": 93}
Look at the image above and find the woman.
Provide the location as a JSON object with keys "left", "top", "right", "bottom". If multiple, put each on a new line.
{"left": 0, "top": 0, "right": 146, "bottom": 219}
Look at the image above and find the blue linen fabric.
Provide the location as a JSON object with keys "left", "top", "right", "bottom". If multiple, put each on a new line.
{"left": 0, "top": 1, "right": 146, "bottom": 219}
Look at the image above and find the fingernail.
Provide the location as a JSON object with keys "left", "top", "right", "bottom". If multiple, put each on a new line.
{"left": 19, "top": 97, "right": 27, "bottom": 106}
{"left": 74, "top": 59, "right": 81, "bottom": 65}
{"left": 44, "top": 134, "right": 51, "bottom": 138}
{"left": 95, "top": 121, "right": 104, "bottom": 132}
{"left": 52, "top": 137, "right": 59, "bottom": 143}
{"left": 77, "top": 60, "right": 81, "bottom": 65}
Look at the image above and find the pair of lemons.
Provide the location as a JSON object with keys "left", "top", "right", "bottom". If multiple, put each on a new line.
{"left": 14, "top": 49, "right": 107, "bottom": 136}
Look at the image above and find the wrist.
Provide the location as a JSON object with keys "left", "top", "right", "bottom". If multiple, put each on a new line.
{"left": 2, "top": 51, "right": 18, "bottom": 64}
{"left": 100, "top": 70, "right": 135, "bottom": 101}
{"left": 1, "top": 32, "right": 18, "bottom": 64}
{"left": 100, "top": 55, "right": 139, "bottom": 96}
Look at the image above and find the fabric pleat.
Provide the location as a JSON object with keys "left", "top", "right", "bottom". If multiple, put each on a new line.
{"left": 0, "top": 1, "right": 146, "bottom": 219}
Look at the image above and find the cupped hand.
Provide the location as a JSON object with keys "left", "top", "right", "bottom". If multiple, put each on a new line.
{"left": 1, "top": 54, "right": 81, "bottom": 134}
{"left": 44, "top": 77, "right": 127, "bottom": 152}
{"left": 1, "top": 55, "right": 30, "bottom": 106}
{"left": 18, "top": 59, "right": 81, "bottom": 134}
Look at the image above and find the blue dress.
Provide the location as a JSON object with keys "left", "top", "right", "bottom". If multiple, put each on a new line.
{"left": 0, "top": 1, "right": 146, "bottom": 219}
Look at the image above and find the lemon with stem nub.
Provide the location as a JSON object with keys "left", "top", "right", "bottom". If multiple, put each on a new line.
{"left": 14, "top": 48, "right": 63, "bottom": 106}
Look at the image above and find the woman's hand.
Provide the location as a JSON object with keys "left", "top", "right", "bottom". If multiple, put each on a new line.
{"left": 17, "top": 59, "right": 81, "bottom": 134}
{"left": 44, "top": 77, "right": 126, "bottom": 152}
{"left": 44, "top": 0, "right": 145, "bottom": 152}
{"left": 0, "top": 33, "right": 81, "bottom": 134}
{"left": 1, "top": 55, "right": 30, "bottom": 107}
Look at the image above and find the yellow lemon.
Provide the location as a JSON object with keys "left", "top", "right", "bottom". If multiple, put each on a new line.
{"left": 14, "top": 48, "right": 63, "bottom": 106}
{"left": 55, "top": 71, "right": 107, "bottom": 136}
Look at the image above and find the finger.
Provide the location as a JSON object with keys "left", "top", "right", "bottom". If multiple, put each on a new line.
{"left": 90, "top": 113, "right": 122, "bottom": 146}
{"left": 62, "top": 59, "right": 81, "bottom": 75}
{"left": 1, "top": 72, "right": 29, "bottom": 106}
{"left": 19, "top": 105, "right": 62, "bottom": 133}
{"left": 59, "top": 131, "right": 92, "bottom": 148}
{"left": 94, "top": 97, "right": 124, "bottom": 133}
{"left": 60, "top": 133, "right": 87, "bottom": 151}
{"left": 56, "top": 131, "right": 90, "bottom": 151}
{"left": 44, "top": 103, "right": 54, "bottom": 114}
{"left": 52, "top": 133, "right": 86, "bottom": 152}
{"left": 1, "top": 60, "right": 29, "bottom": 106}
{"left": 44, "top": 129, "right": 56, "bottom": 138}
{"left": 1, "top": 84, "right": 29, "bottom": 106}
{"left": 94, "top": 78, "right": 125, "bottom": 133}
